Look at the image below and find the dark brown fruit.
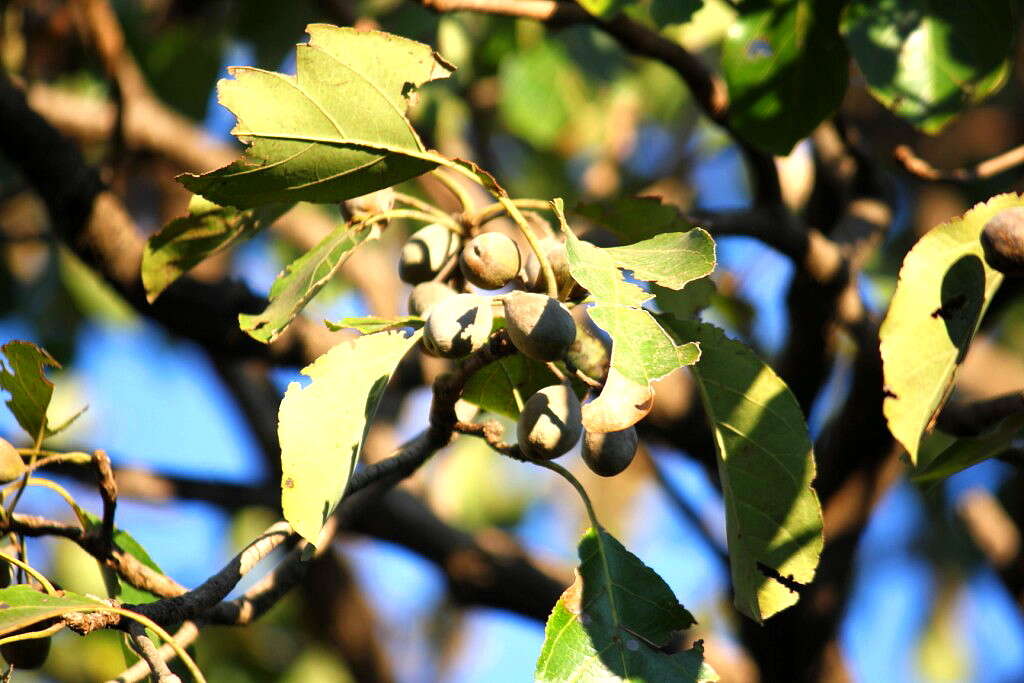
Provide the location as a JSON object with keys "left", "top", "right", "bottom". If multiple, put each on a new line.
{"left": 581, "top": 427, "right": 639, "bottom": 477}
{"left": 981, "top": 207, "right": 1024, "bottom": 276}
{"left": 517, "top": 385, "right": 582, "bottom": 459}
{"left": 460, "top": 232, "right": 521, "bottom": 290}
{"left": 399, "top": 223, "right": 461, "bottom": 284}
{"left": 423, "top": 294, "right": 493, "bottom": 358}
{"left": 502, "top": 293, "right": 576, "bottom": 362}
{"left": 408, "top": 282, "right": 457, "bottom": 317}
{"left": 0, "top": 622, "right": 54, "bottom": 670}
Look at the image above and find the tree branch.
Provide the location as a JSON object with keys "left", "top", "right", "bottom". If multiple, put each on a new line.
{"left": 895, "top": 142, "right": 1024, "bottom": 182}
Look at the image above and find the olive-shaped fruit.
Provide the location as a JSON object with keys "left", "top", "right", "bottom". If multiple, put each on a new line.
{"left": 399, "top": 223, "right": 461, "bottom": 284}
{"left": 581, "top": 427, "right": 638, "bottom": 477}
{"left": 459, "top": 232, "right": 521, "bottom": 290}
{"left": 408, "top": 282, "right": 457, "bottom": 317}
{"left": 524, "top": 238, "right": 574, "bottom": 293}
{"left": 517, "top": 385, "right": 582, "bottom": 460}
{"left": 981, "top": 207, "right": 1024, "bottom": 276}
{"left": 0, "top": 622, "right": 53, "bottom": 669}
{"left": 423, "top": 293, "right": 493, "bottom": 358}
{"left": 502, "top": 293, "right": 576, "bottom": 362}
{"left": 0, "top": 438, "right": 24, "bottom": 484}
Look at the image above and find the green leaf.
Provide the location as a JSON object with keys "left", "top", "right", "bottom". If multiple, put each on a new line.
{"left": 142, "top": 196, "right": 289, "bottom": 302}
{"left": 180, "top": 25, "right": 453, "bottom": 208}
{"left": 556, "top": 199, "right": 709, "bottom": 431}
{"left": 650, "top": 0, "right": 702, "bottom": 27}
{"left": 880, "top": 194, "right": 1024, "bottom": 464}
{"left": 604, "top": 231, "right": 716, "bottom": 290}
{"left": 843, "top": 0, "right": 1013, "bottom": 134}
{"left": 912, "top": 415, "right": 1024, "bottom": 486}
{"left": 576, "top": 196, "right": 698, "bottom": 242}
{"left": 82, "top": 511, "right": 166, "bottom": 605}
{"left": 664, "top": 320, "right": 823, "bottom": 623}
{"left": 461, "top": 354, "right": 562, "bottom": 420}
{"left": 240, "top": 221, "right": 379, "bottom": 344}
{"left": 653, "top": 278, "right": 715, "bottom": 320}
{"left": 721, "top": 0, "right": 848, "bottom": 155}
{"left": 535, "top": 526, "right": 716, "bottom": 682}
{"left": 0, "top": 342, "right": 59, "bottom": 444}
{"left": 279, "top": 328, "right": 421, "bottom": 546}
{"left": 324, "top": 316, "right": 423, "bottom": 334}
{"left": 0, "top": 585, "right": 103, "bottom": 636}
{"left": 498, "top": 41, "right": 586, "bottom": 149}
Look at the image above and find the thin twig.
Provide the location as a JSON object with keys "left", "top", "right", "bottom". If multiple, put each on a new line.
{"left": 92, "top": 449, "right": 117, "bottom": 555}
{"left": 894, "top": 143, "right": 1024, "bottom": 182}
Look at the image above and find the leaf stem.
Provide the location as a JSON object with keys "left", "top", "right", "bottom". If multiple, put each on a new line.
{"left": 531, "top": 459, "right": 600, "bottom": 531}
{"left": 391, "top": 191, "right": 451, "bottom": 221}
{"left": 0, "top": 620, "right": 63, "bottom": 644}
{"left": 1, "top": 478, "right": 89, "bottom": 530}
{"left": 0, "top": 550, "right": 56, "bottom": 594}
{"left": 499, "top": 197, "right": 558, "bottom": 298}
{"left": 430, "top": 169, "right": 477, "bottom": 213}
{"left": 471, "top": 199, "right": 554, "bottom": 226}
{"left": 363, "top": 208, "right": 461, "bottom": 234}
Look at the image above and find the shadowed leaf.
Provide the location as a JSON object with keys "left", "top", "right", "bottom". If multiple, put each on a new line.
{"left": 535, "top": 526, "right": 716, "bottom": 682}
{"left": 664, "top": 320, "right": 823, "bottom": 622}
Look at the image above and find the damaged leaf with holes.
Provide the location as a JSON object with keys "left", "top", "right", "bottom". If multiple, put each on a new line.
{"left": 881, "top": 194, "right": 1024, "bottom": 464}
{"left": 664, "top": 320, "right": 823, "bottom": 623}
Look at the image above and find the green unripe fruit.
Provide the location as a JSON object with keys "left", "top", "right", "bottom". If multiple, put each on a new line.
{"left": 408, "top": 282, "right": 457, "bottom": 317}
{"left": 517, "top": 385, "right": 582, "bottom": 460}
{"left": 399, "top": 223, "right": 461, "bottom": 284}
{"left": 0, "top": 438, "right": 25, "bottom": 484}
{"left": 981, "top": 207, "right": 1024, "bottom": 276}
{"left": 0, "top": 621, "right": 54, "bottom": 669}
{"left": 581, "top": 427, "right": 638, "bottom": 477}
{"left": 502, "top": 292, "right": 576, "bottom": 362}
{"left": 423, "top": 293, "right": 493, "bottom": 358}
{"left": 459, "top": 232, "right": 521, "bottom": 290}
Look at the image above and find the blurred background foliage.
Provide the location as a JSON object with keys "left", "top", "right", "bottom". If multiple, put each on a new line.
{"left": 1, "top": 0, "right": 1024, "bottom": 680}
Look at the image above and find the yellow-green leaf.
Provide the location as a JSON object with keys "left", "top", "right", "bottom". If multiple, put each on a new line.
{"left": 180, "top": 26, "right": 453, "bottom": 208}
{"left": 881, "top": 194, "right": 1024, "bottom": 464}
{"left": 279, "top": 328, "right": 421, "bottom": 546}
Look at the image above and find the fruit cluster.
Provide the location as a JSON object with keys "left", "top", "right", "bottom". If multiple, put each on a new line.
{"left": 399, "top": 222, "right": 637, "bottom": 477}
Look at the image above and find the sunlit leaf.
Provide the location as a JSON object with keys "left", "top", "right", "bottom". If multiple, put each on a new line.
{"left": 664, "top": 320, "right": 823, "bottom": 622}
{"left": 556, "top": 200, "right": 709, "bottom": 431}
{"left": 843, "top": 0, "right": 1013, "bottom": 133}
{"left": 0, "top": 342, "right": 61, "bottom": 444}
{"left": 576, "top": 0, "right": 632, "bottom": 19}
{"left": 721, "top": 0, "right": 847, "bottom": 155}
{"left": 0, "top": 585, "right": 102, "bottom": 636}
{"left": 324, "top": 316, "right": 423, "bottom": 334}
{"left": 180, "top": 25, "right": 453, "bottom": 208}
{"left": 279, "top": 328, "right": 421, "bottom": 546}
{"left": 880, "top": 194, "right": 1024, "bottom": 464}
{"left": 143, "top": 196, "right": 289, "bottom": 302}
{"left": 239, "top": 221, "right": 379, "bottom": 344}
{"left": 535, "top": 526, "right": 716, "bottom": 682}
